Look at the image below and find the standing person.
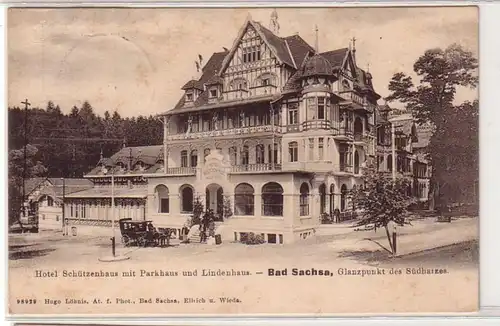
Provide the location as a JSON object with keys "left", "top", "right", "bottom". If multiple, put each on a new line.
{"left": 334, "top": 208, "right": 341, "bottom": 223}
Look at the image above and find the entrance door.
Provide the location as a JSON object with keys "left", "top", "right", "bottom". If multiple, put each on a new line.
{"left": 206, "top": 183, "right": 223, "bottom": 220}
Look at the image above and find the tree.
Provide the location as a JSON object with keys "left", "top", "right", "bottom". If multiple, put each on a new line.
{"left": 8, "top": 145, "right": 47, "bottom": 224}
{"left": 351, "top": 165, "right": 414, "bottom": 254}
{"left": 385, "top": 44, "right": 478, "bottom": 210}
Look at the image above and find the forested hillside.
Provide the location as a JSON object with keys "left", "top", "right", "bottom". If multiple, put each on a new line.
{"left": 8, "top": 100, "right": 163, "bottom": 178}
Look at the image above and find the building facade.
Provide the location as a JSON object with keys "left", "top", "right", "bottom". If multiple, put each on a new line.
{"left": 64, "top": 13, "right": 382, "bottom": 243}
{"left": 375, "top": 104, "right": 431, "bottom": 205}
{"left": 23, "top": 177, "right": 93, "bottom": 230}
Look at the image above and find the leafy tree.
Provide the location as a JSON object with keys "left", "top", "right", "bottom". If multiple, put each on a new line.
{"left": 385, "top": 44, "right": 478, "bottom": 210}
{"left": 8, "top": 145, "right": 47, "bottom": 224}
{"left": 351, "top": 165, "right": 414, "bottom": 254}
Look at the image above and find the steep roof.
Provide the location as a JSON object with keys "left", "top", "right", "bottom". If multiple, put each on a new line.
{"left": 86, "top": 145, "right": 164, "bottom": 176}
{"left": 283, "top": 34, "right": 315, "bottom": 68}
{"left": 319, "top": 48, "right": 349, "bottom": 69}
{"left": 414, "top": 124, "right": 434, "bottom": 149}
{"left": 252, "top": 21, "right": 295, "bottom": 68}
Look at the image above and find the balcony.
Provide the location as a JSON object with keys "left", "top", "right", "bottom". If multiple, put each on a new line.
{"left": 337, "top": 90, "right": 374, "bottom": 113}
{"left": 302, "top": 120, "right": 331, "bottom": 131}
{"left": 167, "top": 124, "right": 281, "bottom": 141}
{"left": 339, "top": 164, "right": 353, "bottom": 173}
{"left": 249, "top": 84, "right": 277, "bottom": 97}
{"left": 164, "top": 167, "right": 197, "bottom": 175}
{"left": 230, "top": 163, "right": 282, "bottom": 174}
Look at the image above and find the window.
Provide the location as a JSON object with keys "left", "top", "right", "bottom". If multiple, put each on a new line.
{"left": 243, "top": 46, "right": 261, "bottom": 63}
{"left": 318, "top": 138, "right": 324, "bottom": 160}
{"left": 230, "top": 78, "right": 248, "bottom": 90}
{"left": 317, "top": 97, "right": 326, "bottom": 119}
{"left": 319, "top": 184, "right": 327, "bottom": 214}
{"left": 288, "top": 141, "right": 298, "bottom": 162}
{"left": 267, "top": 234, "right": 277, "bottom": 244}
{"left": 234, "top": 183, "right": 254, "bottom": 216}
{"left": 180, "top": 185, "right": 194, "bottom": 213}
{"left": 241, "top": 145, "right": 249, "bottom": 165}
{"left": 342, "top": 79, "right": 350, "bottom": 90}
{"left": 186, "top": 93, "right": 193, "bottom": 101}
{"left": 354, "top": 151, "right": 360, "bottom": 174}
{"left": 204, "top": 148, "right": 211, "bottom": 163}
{"left": 256, "top": 144, "right": 265, "bottom": 164}
{"left": 262, "top": 182, "right": 284, "bottom": 216}
{"left": 306, "top": 97, "right": 328, "bottom": 120}
{"left": 181, "top": 150, "right": 188, "bottom": 167}
{"left": 268, "top": 144, "right": 278, "bottom": 164}
{"left": 155, "top": 185, "right": 169, "bottom": 213}
{"left": 47, "top": 196, "right": 54, "bottom": 207}
{"left": 262, "top": 78, "right": 270, "bottom": 86}
{"left": 56, "top": 215, "right": 59, "bottom": 222}
{"left": 306, "top": 97, "right": 316, "bottom": 120}
{"left": 340, "top": 184, "right": 348, "bottom": 211}
{"left": 209, "top": 89, "right": 218, "bottom": 98}
{"left": 387, "top": 154, "right": 393, "bottom": 172}
{"left": 190, "top": 150, "right": 198, "bottom": 167}
{"left": 229, "top": 147, "right": 237, "bottom": 165}
{"left": 288, "top": 105, "right": 298, "bottom": 125}
{"left": 299, "top": 183, "right": 310, "bottom": 216}
{"left": 308, "top": 138, "right": 314, "bottom": 160}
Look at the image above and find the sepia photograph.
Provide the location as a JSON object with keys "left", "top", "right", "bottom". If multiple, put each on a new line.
{"left": 7, "top": 6, "right": 478, "bottom": 315}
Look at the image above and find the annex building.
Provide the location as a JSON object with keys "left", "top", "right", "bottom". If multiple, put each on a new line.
{"left": 64, "top": 12, "right": 383, "bottom": 243}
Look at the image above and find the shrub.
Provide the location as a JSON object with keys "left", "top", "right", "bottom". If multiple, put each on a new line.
{"left": 245, "top": 232, "right": 265, "bottom": 245}
{"left": 320, "top": 212, "right": 332, "bottom": 224}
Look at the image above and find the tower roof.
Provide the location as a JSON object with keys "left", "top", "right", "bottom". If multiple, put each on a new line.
{"left": 301, "top": 54, "right": 334, "bottom": 78}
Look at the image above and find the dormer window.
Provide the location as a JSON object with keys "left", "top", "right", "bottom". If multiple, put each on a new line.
{"left": 186, "top": 92, "right": 194, "bottom": 102}
{"left": 209, "top": 88, "right": 218, "bottom": 98}
{"left": 262, "top": 78, "right": 270, "bottom": 86}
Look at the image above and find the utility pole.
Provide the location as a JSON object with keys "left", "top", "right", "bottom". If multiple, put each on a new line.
{"left": 21, "top": 99, "right": 31, "bottom": 217}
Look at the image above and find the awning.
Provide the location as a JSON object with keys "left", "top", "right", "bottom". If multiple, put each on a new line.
{"left": 65, "top": 187, "right": 148, "bottom": 199}
{"left": 161, "top": 94, "right": 276, "bottom": 116}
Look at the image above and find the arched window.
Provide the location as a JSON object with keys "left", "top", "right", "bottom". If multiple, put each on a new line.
{"left": 190, "top": 150, "right": 198, "bottom": 167}
{"left": 351, "top": 185, "right": 357, "bottom": 211}
{"left": 255, "top": 73, "right": 276, "bottom": 87}
{"left": 234, "top": 183, "right": 254, "bottom": 216}
{"left": 47, "top": 196, "right": 54, "bottom": 207}
{"left": 329, "top": 184, "right": 335, "bottom": 214}
{"left": 299, "top": 183, "right": 310, "bottom": 216}
{"left": 155, "top": 185, "right": 169, "bottom": 213}
{"left": 241, "top": 145, "right": 249, "bottom": 165}
{"left": 288, "top": 141, "right": 298, "bottom": 162}
{"left": 180, "top": 185, "right": 194, "bottom": 213}
{"left": 319, "top": 184, "right": 326, "bottom": 214}
{"left": 342, "top": 79, "right": 350, "bottom": 90}
{"left": 354, "top": 151, "right": 360, "bottom": 174}
{"left": 262, "top": 182, "right": 284, "bottom": 216}
{"left": 204, "top": 148, "right": 211, "bottom": 163}
{"left": 181, "top": 150, "right": 188, "bottom": 167}
{"left": 387, "top": 154, "right": 393, "bottom": 172}
{"left": 229, "top": 146, "right": 237, "bottom": 165}
{"left": 229, "top": 78, "right": 248, "bottom": 91}
{"left": 354, "top": 117, "right": 363, "bottom": 140}
{"left": 340, "top": 184, "right": 348, "bottom": 212}
{"left": 256, "top": 144, "right": 265, "bottom": 164}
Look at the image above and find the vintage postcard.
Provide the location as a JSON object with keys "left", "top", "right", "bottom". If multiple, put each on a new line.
{"left": 7, "top": 6, "right": 478, "bottom": 315}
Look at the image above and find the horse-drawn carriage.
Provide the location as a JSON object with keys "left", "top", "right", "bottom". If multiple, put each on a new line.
{"left": 118, "top": 218, "right": 174, "bottom": 247}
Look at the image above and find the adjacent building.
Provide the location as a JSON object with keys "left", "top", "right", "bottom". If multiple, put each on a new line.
{"left": 376, "top": 104, "right": 431, "bottom": 206}
{"left": 23, "top": 177, "right": 93, "bottom": 230}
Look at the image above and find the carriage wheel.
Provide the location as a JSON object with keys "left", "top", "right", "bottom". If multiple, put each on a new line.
{"left": 136, "top": 237, "right": 145, "bottom": 247}
{"left": 121, "top": 235, "right": 130, "bottom": 246}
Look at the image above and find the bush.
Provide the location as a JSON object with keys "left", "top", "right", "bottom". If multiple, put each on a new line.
{"left": 190, "top": 196, "right": 204, "bottom": 227}
{"left": 320, "top": 212, "right": 332, "bottom": 224}
{"left": 245, "top": 232, "right": 265, "bottom": 245}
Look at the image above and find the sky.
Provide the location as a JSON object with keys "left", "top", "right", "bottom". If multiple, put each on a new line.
{"left": 8, "top": 7, "right": 478, "bottom": 117}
